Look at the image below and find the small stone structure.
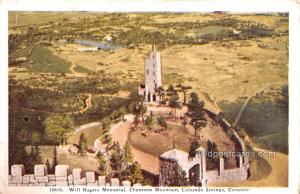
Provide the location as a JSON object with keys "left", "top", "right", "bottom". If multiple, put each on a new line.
{"left": 139, "top": 44, "right": 162, "bottom": 102}
{"left": 8, "top": 164, "right": 134, "bottom": 186}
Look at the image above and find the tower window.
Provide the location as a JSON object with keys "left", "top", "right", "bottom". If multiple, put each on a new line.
{"left": 146, "top": 69, "right": 149, "bottom": 75}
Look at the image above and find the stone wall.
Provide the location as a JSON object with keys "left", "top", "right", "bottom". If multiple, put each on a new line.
{"left": 159, "top": 158, "right": 178, "bottom": 186}
{"left": 205, "top": 160, "right": 248, "bottom": 184}
{"left": 8, "top": 164, "right": 138, "bottom": 187}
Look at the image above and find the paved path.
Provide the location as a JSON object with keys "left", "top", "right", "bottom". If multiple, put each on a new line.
{"left": 108, "top": 114, "right": 160, "bottom": 175}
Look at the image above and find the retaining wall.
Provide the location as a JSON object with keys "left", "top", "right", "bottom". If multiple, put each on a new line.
{"left": 8, "top": 164, "right": 139, "bottom": 187}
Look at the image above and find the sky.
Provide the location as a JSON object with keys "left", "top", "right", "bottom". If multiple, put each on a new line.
{"left": 5, "top": 0, "right": 295, "bottom": 12}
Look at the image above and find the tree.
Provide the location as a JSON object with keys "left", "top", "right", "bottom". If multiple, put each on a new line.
{"left": 156, "top": 86, "right": 165, "bottom": 102}
{"left": 97, "top": 152, "right": 107, "bottom": 176}
{"left": 119, "top": 107, "right": 127, "bottom": 121}
{"left": 168, "top": 95, "right": 181, "bottom": 117}
{"left": 124, "top": 141, "right": 133, "bottom": 164}
{"left": 168, "top": 164, "right": 188, "bottom": 186}
{"left": 157, "top": 116, "right": 167, "bottom": 130}
{"left": 16, "top": 128, "right": 29, "bottom": 144}
{"left": 31, "top": 131, "right": 41, "bottom": 145}
{"left": 144, "top": 115, "right": 154, "bottom": 130}
{"left": 129, "top": 162, "right": 144, "bottom": 184}
{"left": 110, "top": 142, "right": 125, "bottom": 179}
{"left": 176, "top": 84, "right": 192, "bottom": 104}
{"left": 79, "top": 133, "right": 87, "bottom": 156}
{"left": 34, "top": 145, "right": 42, "bottom": 164}
{"left": 129, "top": 101, "right": 147, "bottom": 126}
{"left": 101, "top": 132, "right": 112, "bottom": 145}
{"left": 188, "top": 140, "right": 200, "bottom": 158}
{"left": 101, "top": 117, "right": 112, "bottom": 133}
{"left": 190, "top": 113, "right": 207, "bottom": 136}
{"left": 186, "top": 92, "right": 207, "bottom": 136}
{"left": 45, "top": 159, "right": 51, "bottom": 173}
{"left": 166, "top": 85, "right": 178, "bottom": 98}
{"left": 207, "top": 140, "right": 219, "bottom": 166}
{"left": 52, "top": 146, "right": 58, "bottom": 173}
{"left": 45, "top": 114, "right": 74, "bottom": 145}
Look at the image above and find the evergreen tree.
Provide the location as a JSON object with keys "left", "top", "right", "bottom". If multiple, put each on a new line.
{"left": 186, "top": 92, "right": 207, "bottom": 136}
{"left": 101, "top": 117, "right": 112, "bottom": 133}
{"left": 144, "top": 115, "right": 154, "bottom": 130}
{"left": 175, "top": 84, "right": 192, "bottom": 105}
{"left": 207, "top": 140, "right": 219, "bottom": 166}
{"left": 157, "top": 116, "right": 167, "bottom": 130}
{"left": 101, "top": 132, "right": 112, "bottom": 145}
{"left": 169, "top": 95, "right": 181, "bottom": 117}
{"left": 169, "top": 165, "right": 188, "bottom": 186}
{"left": 96, "top": 152, "right": 107, "bottom": 176}
{"left": 156, "top": 86, "right": 165, "bottom": 102}
{"left": 124, "top": 141, "right": 133, "bottom": 164}
{"left": 45, "top": 159, "right": 51, "bottom": 173}
{"left": 52, "top": 146, "right": 58, "bottom": 173}
{"left": 79, "top": 133, "right": 87, "bottom": 156}
{"left": 129, "top": 101, "right": 147, "bottom": 126}
{"left": 19, "top": 145, "right": 31, "bottom": 173}
{"left": 110, "top": 142, "right": 125, "bottom": 179}
{"left": 129, "top": 162, "right": 144, "bottom": 184}
{"left": 34, "top": 145, "right": 42, "bottom": 164}
{"left": 166, "top": 85, "right": 178, "bottom": 98}
{"left": 188, "top": 140, "right": 200, "bottom": 158}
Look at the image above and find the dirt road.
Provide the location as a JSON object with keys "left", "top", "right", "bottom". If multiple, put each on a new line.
{"left": 109, "top": 115, "right": 160, "bottom": 175}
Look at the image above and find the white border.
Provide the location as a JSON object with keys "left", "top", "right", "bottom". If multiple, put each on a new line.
{"left": 1, "top": 0, "right": 300, "bottom": 194}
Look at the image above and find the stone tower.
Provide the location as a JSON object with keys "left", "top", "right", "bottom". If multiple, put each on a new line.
{"left": 143, "top": 43, "right": 162, "bottom": 102}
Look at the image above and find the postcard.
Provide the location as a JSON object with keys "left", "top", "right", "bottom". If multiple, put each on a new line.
{"left": 0, "top": 0, "right": 300, "bottom": 194}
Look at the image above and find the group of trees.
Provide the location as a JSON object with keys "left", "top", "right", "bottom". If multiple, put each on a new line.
{"left": 129, "top": 101, "right": 147, "bottom": 126}
{"left": 44, "top": 114, "right": 74, "bottom": 145}
{"left": 155, "top": 84, "right": 192, "bottom": 117}
{"left": 97, "top": 141, "right": 144, "bottom": 185}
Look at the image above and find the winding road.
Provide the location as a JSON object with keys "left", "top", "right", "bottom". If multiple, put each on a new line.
{"left": 107, "top": 114, "right": 160, "bottom": 175}
{"left": 233, "top": 84, "right": 270, "bottom": 127}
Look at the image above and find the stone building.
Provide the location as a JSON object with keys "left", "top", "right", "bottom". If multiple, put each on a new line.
{"left": 159, "top": 147, "right": 207, "bottom": 186}
{"left": 159, "top": 147, "right": 249, "bottom": 187}
{"left": 139, "top": 44, "right": 162, "bottom": 102}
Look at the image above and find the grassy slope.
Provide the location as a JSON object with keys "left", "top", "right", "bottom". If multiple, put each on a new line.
{"left": 218, "top": 85, "right": 288, "bottom": 153}
{"left": 68, "top": 126, "right": 103, "bottom": 146}
{"left": 10, "top": 45, "right": 72, "bottom": 73}
{"left": 73, "top": 65, "right": 94, "bottom": 73}
{"left": 28, "top": 46, "right": 71, "bottom": 73}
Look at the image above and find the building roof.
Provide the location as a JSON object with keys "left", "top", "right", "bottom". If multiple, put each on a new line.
{"left": 160, "top": 149, "right": 188, "bottom": 162}
{"left": 160, "top": 148, "right": 206, "bottom": 174}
